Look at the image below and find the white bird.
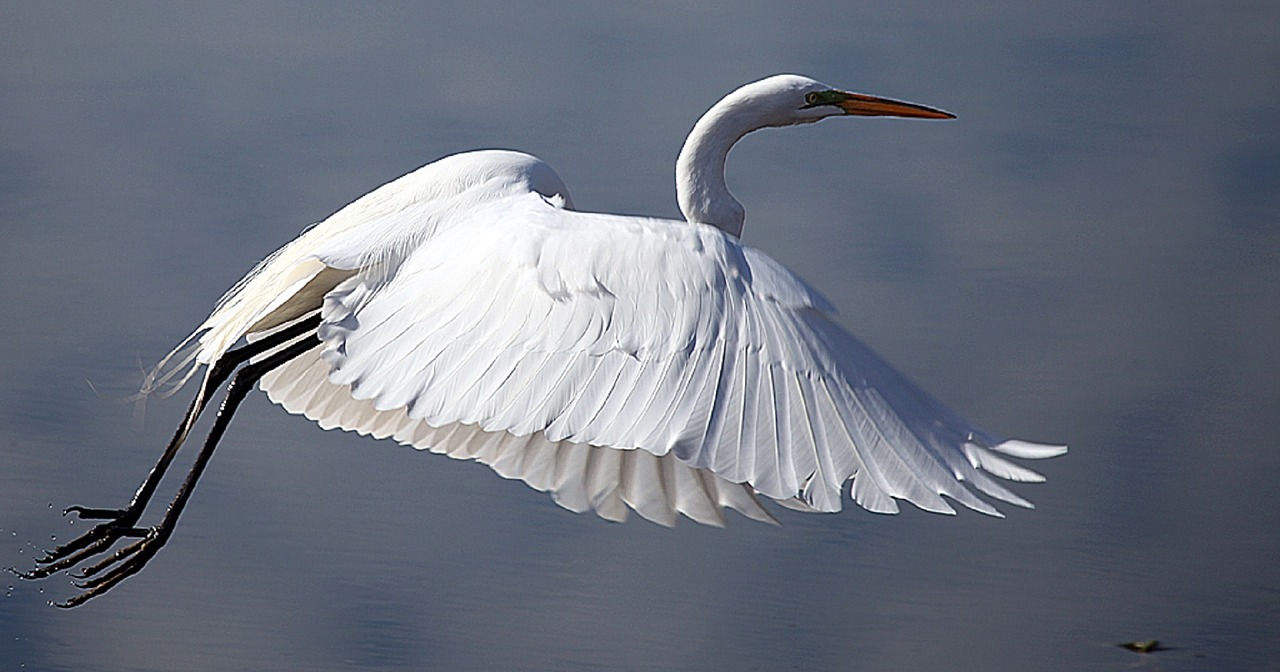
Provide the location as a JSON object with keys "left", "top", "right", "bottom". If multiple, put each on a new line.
{"left": 23, "top": 74, "right": 1065, "bottom": 606}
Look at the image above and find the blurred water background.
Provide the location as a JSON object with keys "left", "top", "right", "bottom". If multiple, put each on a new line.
{"left": 2, "top": 3, "right": 1277, "bottom": 670}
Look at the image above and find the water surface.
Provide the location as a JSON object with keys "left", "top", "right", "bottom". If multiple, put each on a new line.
{"left": 2, "top": 3, "right": 1277, "bottom": 670}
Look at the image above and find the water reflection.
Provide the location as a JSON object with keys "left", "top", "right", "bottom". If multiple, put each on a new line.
{"left": 2, "top": 3, "right": 1277, "bottom": 671}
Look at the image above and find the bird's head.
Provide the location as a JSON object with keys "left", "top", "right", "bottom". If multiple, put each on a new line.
{"left": 678, "top": 74, "right": 955, "bottom": 235}
{"left": 728, "top": 74, "right": 955, "bottom": 128}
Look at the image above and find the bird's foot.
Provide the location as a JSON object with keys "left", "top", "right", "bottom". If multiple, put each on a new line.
{"left": 8, "top": 504, "right": 159, "bottom": 606}
{"left": 59, "top": 525, "right": 170, "bottom": 608}
{"left": 62, "top": 505, "right": 130, "bottom": 520}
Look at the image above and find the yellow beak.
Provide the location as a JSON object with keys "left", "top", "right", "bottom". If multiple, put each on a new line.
{"left": 837, "top": 92, "right": 955, "bottom": 119}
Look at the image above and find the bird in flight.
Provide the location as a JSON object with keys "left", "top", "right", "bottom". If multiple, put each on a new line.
{"left": 18, "top": 74, "right": 1065, "bottom": 606}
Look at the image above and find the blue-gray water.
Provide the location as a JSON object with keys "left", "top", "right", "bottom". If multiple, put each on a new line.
{"left": 2, "top": 3, "right": 1277, "bottom": 670}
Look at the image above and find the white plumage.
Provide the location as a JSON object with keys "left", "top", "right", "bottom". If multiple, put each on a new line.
{"left": 164, "top": 75, "right": 1066, "bottom": 526}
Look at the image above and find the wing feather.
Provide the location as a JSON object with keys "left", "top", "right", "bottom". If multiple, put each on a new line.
{"left": 248, "top": 183, "right": 1062, "bottom": 523}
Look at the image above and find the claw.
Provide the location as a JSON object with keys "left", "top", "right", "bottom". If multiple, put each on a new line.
{"left": 64, "top": 506, "right": 128, "bottom": 520}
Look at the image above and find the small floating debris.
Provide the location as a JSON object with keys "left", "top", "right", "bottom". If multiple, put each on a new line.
{"left": 1118, "top": 640, "right": 1167, "bottom": 653}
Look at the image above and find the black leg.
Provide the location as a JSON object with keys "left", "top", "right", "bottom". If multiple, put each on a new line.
{"left": 113, "top": 314, "right": 325, "bottom": 520}
{"left": 11, "top": 314, "right": 321, "bottom": 606}
{"left": 57, "top": 335, "right": 321, "bottom": 607}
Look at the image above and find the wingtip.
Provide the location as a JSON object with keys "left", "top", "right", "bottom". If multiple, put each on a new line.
{"left": 992, "top": 439, "right": 1068, "bottom": 459}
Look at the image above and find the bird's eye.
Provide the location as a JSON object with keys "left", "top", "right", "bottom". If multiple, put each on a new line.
{"left": 804, "top": 92, "right": 820, "bottom": 106}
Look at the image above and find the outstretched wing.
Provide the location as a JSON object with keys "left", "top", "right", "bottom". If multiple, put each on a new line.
{"left": 148, "top": 150, "right": 574, "bottom": 396}
{"left": 259, "top": 190, "right": 1064, "bottom": 524}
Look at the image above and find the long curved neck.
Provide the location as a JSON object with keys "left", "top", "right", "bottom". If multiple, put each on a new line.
{"left": 676, "top": 98, "right": 763, "bottom": 237}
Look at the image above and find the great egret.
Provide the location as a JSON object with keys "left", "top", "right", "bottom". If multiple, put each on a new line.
{"left": 20, "top": 74, "right": 1065, "bottom": 606}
